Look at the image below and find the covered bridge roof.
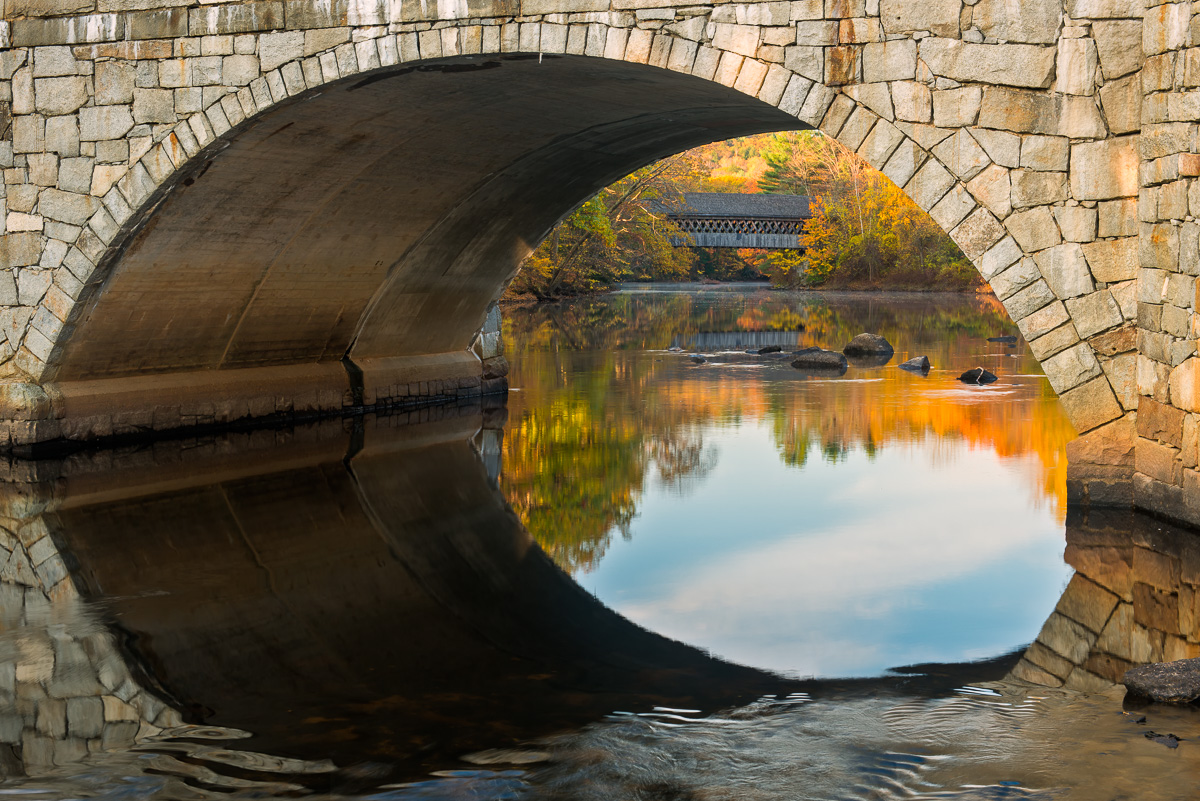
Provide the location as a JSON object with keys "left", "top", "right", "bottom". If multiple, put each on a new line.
{"left": 673, "top": 193, "right": 812, "bottom": 218}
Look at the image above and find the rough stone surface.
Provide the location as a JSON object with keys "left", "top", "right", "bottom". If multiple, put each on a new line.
{"left": 1093, "top": 20, "right": 1143, "bottom": 80}
{"left": 792, "top": 348, "right": 849, "bottom": 371}
{"left": 1066, "top": 414, "right": 1136, "bottom": 468}
{"left": 1006, "top": 207, "right": 1062, "bottom": 253}
{"left": 1083, "top": 238, "right": 1138, "bottom": 283}
{"left": 878, "top": 0, "right": 960, "bottom": 38}
{"left": 973, "top": 0, "right": 1061, "bottom": 45}
{"left": 1044, "top": 342, "right": 1103, "bottom": 394}
{"left": 1071, "top": 137, "right": 1139, "bottom": 200}
{"left": 942, "top": 41, "right": 1057, "bottom": 90}
{"left": 1066, "top": 291, "right": 1123, "bottom": 339}
{"left": 1061, "top": 377, "right": 1125, "bottom": 433}
{"left": 1037, "top": 244, "right": 1095, "bottom": 301}
{"left": 1053, "top": 206, "right": 1098, "bottom": 244}
{"left": 843, "top": 333, "right": 894, "bottom": 357}
{"left": 1123, "top": 658, "right": 1200, "bottom": 703}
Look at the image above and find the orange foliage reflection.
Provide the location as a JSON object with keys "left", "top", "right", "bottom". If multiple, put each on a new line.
{"left": 500, "top": 290, "right": 1075, "bottom": 573}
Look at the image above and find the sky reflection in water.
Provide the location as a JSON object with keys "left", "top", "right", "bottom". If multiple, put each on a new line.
{"left": 502, "top": 286, "right": 1076, "bottom": 678}
{"left": 3, "top": 287, "right": 1199, "bottom": 801}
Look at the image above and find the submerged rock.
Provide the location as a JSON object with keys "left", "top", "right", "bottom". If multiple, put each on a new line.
{"left": 463, "top": 749, "right": 552, "bottom": 765}
{"left": 958, "top": 367, "right": 998, "bottom": 384}
{"left": 846, "top": 352, "right": 893, "bottom": 368}
{"left": 1123, "top": 658, "right": 1200, "bottom": 704}
{"left": 1144, "top": 732, "right": 1183, "bottom": 748}
{"left": 987, "top": 335, "right": 1018, "bottom": 344}
{"left": 689, "top": 355, "right": 707, "bottom": 364}
{"left": 899, "top": 356, "right": 931, "bottom": 373}
{"left": 757, "top": 345, "right": 783, "bottom": 355}
{"left": 791, "top": 348, "right": 848, "bottom": 374}
{"left": 843, "top": 333, "right": 894, "bottom": 357}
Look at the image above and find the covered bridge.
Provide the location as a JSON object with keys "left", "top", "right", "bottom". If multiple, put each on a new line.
{"left": 659, "top": 193, "right": 813, "bottom": 249}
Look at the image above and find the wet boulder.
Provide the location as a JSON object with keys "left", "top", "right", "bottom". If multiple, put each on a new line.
{"left": 791, "top": 348, "right": 848, "bottom": 374}
{"left": 1123, "top": 658, "right": 1200, "bottom": 704}
{"left": 843, "top": 333, "right": 894, "bottom": 358}
{"left": 757, "top": 345, "right": 783, "bottom": 355}
{"left": 958, "top": 367, "right": 998, "bottom": 384}
{"left": 689, "top": 355, "right": 707, "bottom": 364}
{"left": 483, "top": 355, "right": 509, "bottom": 381}
{"left": 899, "top": 356, "right": 931, "bottom": 374}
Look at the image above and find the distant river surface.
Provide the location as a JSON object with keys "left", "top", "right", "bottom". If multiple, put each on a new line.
{"left": 502, "top": 285, "right": 1074, "bottom": 677}
{"left": 1, "top": 285, "right": 1199, "bottom": 801}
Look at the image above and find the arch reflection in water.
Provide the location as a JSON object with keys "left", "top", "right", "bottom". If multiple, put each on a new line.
{"left": 0, "top": 406, "right": 1195, "bottom": 799}
{"left": 1010, "top": 506, "right": 1200, "bottom": 689}
{"left": 515, "top": 508, "right": 1200, "bottom": 801}
{"left": 0, "top": 404, "right": 794, "bottom": 791}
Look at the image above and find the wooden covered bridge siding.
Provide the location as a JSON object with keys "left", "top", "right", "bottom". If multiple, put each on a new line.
{"left": 0, "top": 0, "right": 1195, "bottom": 522}
{"left": 664, "top": 192, "right": 812, "bottom": 248}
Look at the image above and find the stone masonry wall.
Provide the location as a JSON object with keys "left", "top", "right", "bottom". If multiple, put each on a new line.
{"left": 0, "top": 0, "right": 1171, "bottom": 514}
{"left": 0, "top": 524, "right": 185, "bottom": 775}
{"left": 1009, "top": 506, "right": 1200, "bottom": 690}
{"left": 1130, "top": 1, "right": 1200, "bottom": 527}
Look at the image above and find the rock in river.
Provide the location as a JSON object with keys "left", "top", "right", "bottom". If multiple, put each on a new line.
{"left": 483, "top": 355, "right": 509, "bottom": 380}
{"left": 958, "top": 367, "right": 998, "bottom": 384}
{"left": 792, "top": 348, "right": 848, "bottom": 374}
{"left": 843, "top": 333, "right": 894, "bottom": 357}
{"left": 757, "top": 345, "right": 783, "bottom": 355}
{"left": 1123, "top": 658, "right": 1200, "bottom": 704}
{"left": 987, "top": 335, "right": 1018, "bottom": 344}
{"left": 689, "top": 355, "right": 707, "bottom": 364}
{"left": 899, "top": 356, "right": 931, "bottom": 373}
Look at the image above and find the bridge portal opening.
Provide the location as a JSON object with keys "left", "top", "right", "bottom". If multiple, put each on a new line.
{"left": 506, "top": 129, "right": 981, "bottom": 300}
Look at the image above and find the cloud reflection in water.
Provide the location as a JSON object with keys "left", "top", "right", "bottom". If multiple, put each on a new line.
{"left": 582, "top": 423, "right": 1071, "bottom": 678}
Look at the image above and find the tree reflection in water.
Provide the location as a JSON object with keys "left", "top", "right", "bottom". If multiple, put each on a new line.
{"left": 502, "top": 287, "right": 1076, "bottom": 575}
{"left": 0, "top": 401, "right": 1193, "bottom": 799}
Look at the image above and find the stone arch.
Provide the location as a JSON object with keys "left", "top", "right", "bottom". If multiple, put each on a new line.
{"left": 0, "top": 3, "right": 1141, "bottom": 462}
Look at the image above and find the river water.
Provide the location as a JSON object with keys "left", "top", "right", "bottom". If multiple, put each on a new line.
{"left": 0, "top": 285, "right": 1198, "bottom": 799}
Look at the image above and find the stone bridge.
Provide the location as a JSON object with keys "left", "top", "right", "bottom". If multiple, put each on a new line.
{"left": 0, "top": 0, "right": 1197, "bottom": 523}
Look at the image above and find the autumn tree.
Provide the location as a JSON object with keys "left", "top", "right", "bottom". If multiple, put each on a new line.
{"left": 507, "top": 155, "right": 701, "bottom": 300}
{"left": 758, "top": 131, "right": 978, "bottom": 290}
{"left": 508, "top": 130, "right": 980, "bottom": 298}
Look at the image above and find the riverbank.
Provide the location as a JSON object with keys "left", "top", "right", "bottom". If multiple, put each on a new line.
{"left": 501, "top": 281, "right": 995, "bottom": 307}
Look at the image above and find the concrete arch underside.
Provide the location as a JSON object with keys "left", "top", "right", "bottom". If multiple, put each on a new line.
{"left": 0, "top": 0, "right": 1197, "bottom": 523}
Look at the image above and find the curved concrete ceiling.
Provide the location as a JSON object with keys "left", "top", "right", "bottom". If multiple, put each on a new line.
{"left": 55, "top": 54, "right": 802, "bottom": 382}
